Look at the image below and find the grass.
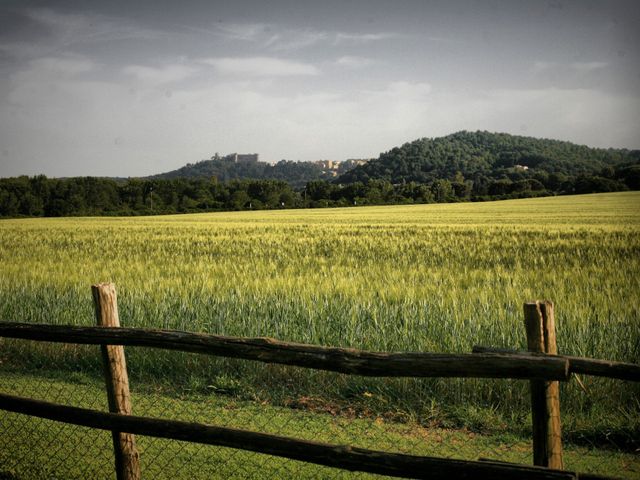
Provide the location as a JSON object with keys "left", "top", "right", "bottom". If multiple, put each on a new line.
{"left": 0, "top": 192, "right": 639, "bottom": 476}
{"left": 0, "top": 371, "right": 638, "bottom": 479}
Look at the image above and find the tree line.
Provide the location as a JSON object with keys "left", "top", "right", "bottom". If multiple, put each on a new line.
{"left": 2, "top": 131, "right": 639, "bottom": 217}
{"left": 1, "top": 171, "right": 637, "bottom": 218}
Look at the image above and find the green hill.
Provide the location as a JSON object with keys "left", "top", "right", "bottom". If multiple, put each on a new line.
{"left": 337, "top": 131, "right": 639, "bottom": 195}
{"left": 151, "top": 157, "right": 367, "bottom": 189}
{"left": 152, "top": 159, "right": 324, "bottom": 188}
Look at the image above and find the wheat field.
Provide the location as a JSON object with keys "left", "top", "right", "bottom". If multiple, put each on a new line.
{"left": 1, "top": 191, "right": 638, "bottom": 427}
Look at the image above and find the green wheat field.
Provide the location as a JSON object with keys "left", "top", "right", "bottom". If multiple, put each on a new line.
{"left": 0, "top": 191, "right": 639, "bottom": 478}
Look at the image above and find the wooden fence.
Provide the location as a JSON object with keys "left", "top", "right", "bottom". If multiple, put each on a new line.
{"left": 0, "top": 283, "right": 638, "bottom": 480}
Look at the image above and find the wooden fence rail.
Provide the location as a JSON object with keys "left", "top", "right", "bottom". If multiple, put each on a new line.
{"left": 0, "top": 322, "right": 570, "bottom": 380}
{"left": 0, "top": 392, "right": 589, "bottom": 480}
{"left": 471, "top": 346, "right": 640, "bottom": 382}
{"left": 2, "top": 322, "right": 636, "bottom": 381}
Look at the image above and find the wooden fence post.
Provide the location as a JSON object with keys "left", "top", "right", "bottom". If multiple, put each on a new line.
{"left": 92, "top": 283, "right": 141, "bottom": 480}
{"left": 524, "top": 301, "right": 563, "bottom": 470}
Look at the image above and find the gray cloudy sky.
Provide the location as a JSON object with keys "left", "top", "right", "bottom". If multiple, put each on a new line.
{"left": 1, "top": 0, "right": 639, "bottom": 177}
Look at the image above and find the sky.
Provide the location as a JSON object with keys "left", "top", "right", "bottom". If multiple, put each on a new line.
{"left": 0, "top": 0, "right": 639, "bottom": 178}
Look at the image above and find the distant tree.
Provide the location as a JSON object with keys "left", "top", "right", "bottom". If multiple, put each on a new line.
{"left": 306, "top": 180, "right": 333, "bottom": 201}
{"left": 230, "top": 189, "right": 250, "bottom": 210}
{"left": 618, "top": 164, "right": 640, "bottom": 189}
{"left": 432, "top": 179, "right": 454, "bottom": 202}
{"left": 573, "top": 175, "right": 628, "bottom": 194}
{"left": 19, "top": 192, "right": 44, "bottom": 216}
{"left": 0, "top": 190, "right": 19, "bottom": 216}
{"left": 488, "top": 179, "right": 513, "bottom": 196}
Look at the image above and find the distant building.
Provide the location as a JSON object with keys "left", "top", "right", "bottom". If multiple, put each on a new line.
{"left": 344, "top": 159, "right": 370, "bottom": 167}
{"left": 514, "top": 164, "right": 529, "bottom": 170}
{"left": 223, "top": 153, "right": 259, "bottom": 164}
{"left": 314, "top": 160, "right": 339, "bottom": 170}
{"left": 311, "top": 158, "right": 371, "bottom": 177}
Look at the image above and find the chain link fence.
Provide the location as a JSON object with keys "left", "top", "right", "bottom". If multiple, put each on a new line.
{"left": 0, "top": 337, "right": 638, "bottom": 479}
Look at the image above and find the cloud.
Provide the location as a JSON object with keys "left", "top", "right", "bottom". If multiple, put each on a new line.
{"left": 123, "top": 64, "right": 197, "bottom": 85}
{"left": 6, "top": 55, "right": 98, "bottom": 93}
{"left": 211, "top": 22, "right": 398, "bottom": 51}
{"left": 264, "top": 30, "right": 398, "bottom": 50}
{"left": 200, "top": 57, "right": 319, "bottom": 76}
{"left": 212, "top": 23, "right": 269, "bottom": 41}
{"left": 28, "top": 56, "right": 96, "bottom": 76}
{"left": 335, "top": 56, "right": 375, "bottom": 68}
{"left": 265, "top": 30, "right": 329, "bottom": 51}
{"left": 570, "top": 61, "right": 608, "bottom": 72}
{"left": 24, "top": 8, "right": 162, "bottom": 45}
{"left": 211, "top": 22, "right": 327, "bottom": 50}
{"left": 532, "top": 61, "right": 556, "bottom": 72}
{"left": 356, "top": 82, "right": 434, "bottom": 137}
{"left": 364, "top": 81, "right": 433, "bottom": 101}
{"left": 0, "top": 41, "right": 49, "bottom": 59}
{"left": 532, "top": 60, "right": 609, "bottom": 73}
{"left": 334, "top": 32, "right": 399, "bottom": 44}
{"left": 0, "top": 8, "right": 166, "bottom": 63}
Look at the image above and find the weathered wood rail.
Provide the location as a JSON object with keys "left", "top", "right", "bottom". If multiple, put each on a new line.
{"left": 472, "top": 346, "right": 640, "bottom": 382}
{"left": 1, "top": 286, "right": 637, "bottom": 480}
{"left": 0, "top": 392, "right": 592, "bottom": 480}
{"left": 0, "top": 322, "right": 570, "bottom": 380}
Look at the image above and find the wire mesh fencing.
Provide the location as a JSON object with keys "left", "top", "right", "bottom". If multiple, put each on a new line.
{"left": 0, "top": 339, "right": 113, "bottom": 479}
{"left": 0, "top": 337, "right": 638, "bottom": 479}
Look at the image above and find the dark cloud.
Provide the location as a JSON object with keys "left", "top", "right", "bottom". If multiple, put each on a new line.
{"left": 0, "top": 9, "right": 52, "bottom": 42}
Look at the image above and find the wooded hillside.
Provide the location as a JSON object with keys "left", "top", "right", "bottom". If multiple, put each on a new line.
{"left": 338, "top": 131, "right": 640, "bottom": 196}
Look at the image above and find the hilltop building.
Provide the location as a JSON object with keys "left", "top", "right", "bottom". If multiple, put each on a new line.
{"left": 210, "top": 153, "right": 259, "bottom": 163}
{"left": 311, "top": 159, "right": 371, "bottom": 177}
{"left": 224, "top": 153, "right": 259, "bottom": 164}
{"left": 314, "top": 160, "right": 339, "bottom": 171}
